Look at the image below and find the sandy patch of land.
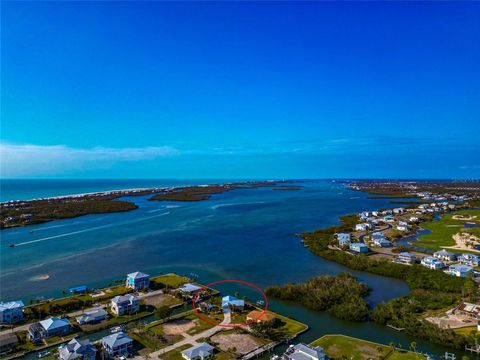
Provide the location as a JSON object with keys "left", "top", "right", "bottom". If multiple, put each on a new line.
{"left": 426, "top": 313, "right": 477, "bottom": 329}
{"left": 143, "top": 293, "right": 177, "bottom": 308}
{"left": 452, "top": 215, "right": 478, "bottom": 221}
{"left": 161, "top": 319, "right": 196, "bottom": 335}
{"left": 443, "top": 232, "right": 480, "bottom": 253}
{"left": 211, "top": 333, "right": 262, "bottom": 355}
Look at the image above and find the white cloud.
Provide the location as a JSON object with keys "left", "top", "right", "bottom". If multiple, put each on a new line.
{"left": 0, "top": 143, "right": 178, "bottom": 177}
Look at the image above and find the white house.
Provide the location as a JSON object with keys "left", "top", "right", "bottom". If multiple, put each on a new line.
{"left": 101, "top": 332, "right": 133, "bottom": 358}
{"left": 350, "top": 243, "right": 369, "bottom": 253}
{"left": 181, "top": 342, "right": 215, "bottom": 360}
{"left": 396, "top": 252, "right": 416, "bottom": 264}
{"left": 111, "top": 294, "right": 140, "bottom": 316}
{"left": 355, "top": 223, "right": 372, "bottom": 231}
{"left": 396, "top": 225, "right": 410, "bottom": 231}
{"left": 336, "top": 233, "right": 351, "bottom": 246}
{"left": 421, "top": 257, "right": 445, "bottom": 270}
{"left": 284, "top": 343, "right": 326, "bottom": 360}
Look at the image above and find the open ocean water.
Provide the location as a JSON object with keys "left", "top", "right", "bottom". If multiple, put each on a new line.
{"left": 0, "top": 179, "right": 468, "bottom": 357}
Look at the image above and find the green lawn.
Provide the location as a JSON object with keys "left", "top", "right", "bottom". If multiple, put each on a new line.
{"left": 311, "top": 334, "right": 424, "bottom": 360}
{"left": 416, "top": 210, "right": 480, "bottom": 251}
{"left": 150, "top": 273, "right": 190, "bottom": 289}
{"left": 160, "top": 344, "right": 192, "bottom": 360}
{"left": 269, "top": 311, "right": 308, "bottom": 337}
{"left": 454, "top": 326, "right": 478, "bottom": 336}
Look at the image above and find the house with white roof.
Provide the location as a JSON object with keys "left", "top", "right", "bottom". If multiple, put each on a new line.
{"left": 0, "top": 301, "right": 24, "bottom": 324}
{"left": 284, "top": 343, "right": 326, "bottom": 360}
{"left": 111, "top": 294, "right": 140, "bottom": 316}
{"left": 421, "top": 257, "right": 445, "bottom": 270}
{"left": 58, "top": 338, "right": 97, "bottom": 360}
{"left": 126, "top": 271, "right": 150, "bottom": 290}
{"left": 181, "top": 342, "right": 215, "bottom": 360}
{"left": 75, "top": 308, "right": 108, "bottom": 325}
{"left": 27, "top": 317, "right": 71, "bottom": 342}
{"left": 178, "top": 283, "right": 202, "bottom": 294}
{"left": 101, "top": 332, "right": 133, "bottom": 358}
{"left": 355, "top": 223, "right": 372, "bottom": 231}
{"left": 445, "top": 264, "right": 473, "bottom": 277}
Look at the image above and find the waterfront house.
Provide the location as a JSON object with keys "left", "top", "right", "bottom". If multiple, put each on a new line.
{"left": 75, "top": 308, "right": 108, "bottom": 325}
{"left": 0, "top": 333, "right": 18, "bottom": 355}
{"left": 246, "top": 310, "right": 275, "bottom": 323}
{"left": 58, "top": 338, "right": 97, "bottom": 360}
{"left": 445, "top": 264, "right": 473, "bottom": 277}
{"left": 179, "top": 283, "right": 202, "bottom": 294}
{"left": 433, "top": 249, "right": 457, "bottom": 262}
{"left": 421, "top": 257, "right": 445, "bottom": 270}
{"left": 459, "top": 254, "right": 480, "bottom": 267}
{"left": 409, "top": 217, "right": 419, "bottom": 223}
{"left": 359, "top": 211, "right": 370, "bottom": 220}
{"left": 28, "top": 317, "right": 71, "bottom": 342}
{"left": 453, "top": 302, "right": 480, "bottom": 319}
{"left": 349, "top": 243, "right": 369, "bottom": 253}
{"left": 181, "top": 342, "right": 215, "bottom": 360}
{"left": 221, "top": 296, "right": 244, "bottom": 313}
{"left": 393, "top": 208, "right": 405, "bottom": 214}
{"left": 111, "top": 294, "right": 140, "bottom": 316}
{"left": 396, "top": 225, "right": 410, "bottom": 231}
{"left": 396, "top": 252, "right": 416, "bottom": 264}
{"left": 0, "top": 301, "right": 24, "bottom": 324}
{"left": 284, "top": 343, "right": 326, "bottom": 360}
{"left": 126, "top": 271, "right": 150, "bottom": 291}
{"left": 101, "top": 332, "right": 133, "bottom": 358}
{"left": 336, "top": 233, "right": 351, "bottom": 246}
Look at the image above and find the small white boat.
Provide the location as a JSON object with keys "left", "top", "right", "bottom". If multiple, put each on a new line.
{"left": 110, "top": 326, "right": 123, "bottom": 333}
{"left": 38, "top": 350, "right": 50, "bottom": 358}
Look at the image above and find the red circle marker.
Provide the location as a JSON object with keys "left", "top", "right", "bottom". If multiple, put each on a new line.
{"left": 191, "top": 279, "right": 269, "bottom": 328}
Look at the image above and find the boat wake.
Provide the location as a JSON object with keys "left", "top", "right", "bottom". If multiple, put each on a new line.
{"left": 11, "top": 212, "right": 171, "bottom": 247}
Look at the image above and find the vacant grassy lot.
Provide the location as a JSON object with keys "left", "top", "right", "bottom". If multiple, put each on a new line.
{"left": 150, "top": 273, "right": 190, "bottom": 289}
{"left": 311, "top": 334, "right": 423, "bottom": 360}
{"left": 416, "top": 210, "right": 480, "bottom": 251}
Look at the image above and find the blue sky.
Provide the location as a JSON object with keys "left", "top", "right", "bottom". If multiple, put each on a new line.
{"left": 1, "top": 1, "right": 479, "bottom": 179}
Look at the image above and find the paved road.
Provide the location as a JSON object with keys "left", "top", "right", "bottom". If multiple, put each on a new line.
{"left": 0, "top": 289, "right": 167, "bottom": 337}
{"left": 140, "top": 312, "right": 232, "bottom": 359}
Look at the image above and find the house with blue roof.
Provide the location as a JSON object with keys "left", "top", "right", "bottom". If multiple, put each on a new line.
{"left": 28, "top": 317, "right": 71, "bottom": 342}
{"left": 181, "top": 342, "right": 215, "bottom": 360}
{"left": 58, "top": 338, "right": 97, "bottom": 360}
{"left": 0, "top": 301, "right": 24, "bottom": 324}
{"left": 126, "top": 271, "right": 150, "bottom": 290}
{"left": 445, "top": 264, "right": 474, "bottom": 277}
{"left": 75, "top": 308, "right": 108, "bottom": 325}
{"left": 111, "top": 294, "right": 140, "bottom": 316}
{"left": 101, "top": 332, "right": 133, "bottom": 358}
{"left": 284, "top": 343, "right": 326, "bottom": 360}
{"left": 349, "top": 243, "right": 369, "bottom": 253}
{"left": 221, "top": 296, "right": 244, "bottom": 313}
{"left": 459, "top": 254, "right": 480, "bottom": 267}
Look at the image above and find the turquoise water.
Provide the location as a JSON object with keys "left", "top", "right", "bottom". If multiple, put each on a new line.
{"left": 0, "top": 180, "right": 467, "bottom": 356}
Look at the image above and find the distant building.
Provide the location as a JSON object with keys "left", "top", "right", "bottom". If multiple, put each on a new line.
{"left": 28, "top": 317, "right": 71, "bottom": 342}
{"left": 221, "top": 296, "right": 244, "bottom": 313}
{"left": 421, "top": 257, "right": 445, "bottom": 270}
{"left": 355, "top": 223, "right": 371, "bottom": 231}
{"left": 383, "top": 215, "right": 395, "bottom": 222}
{"left": 396, "top": 225, "right": 410, "bottom": 231}
{"left": 75, "top": 308, "right": 108, "bottom": 325}
{"left": 181, "top": 342, "right": 215, "bottom": 360}
{"left": 445, "top": 264, "right": 473, "bottom": 277}
{"left": 374, "top": 238, "right": 392, "bottom": 247}
{"left": 349, "top": 243, "right": 369, "bottom": 253}
{"left": 336, "top": 233, "right": 351, "bottom": 246}
{"left": 396, "top": 252, "right": 416, "bottom": 264}
{"left": 111, "top": 294, "right": 140, "bottom": 316}
{"left": 393, "top": 208, "right": 405, "bottom": 214}
{"left": 0, "top": 333, "right": 18, "bottom": 355}
{"left": 433, "top": 250, "right": 457, "bottom": 262}
{"left": 126, "top": 271, "right": 150, "bottom": 290}
{"left": 58, "top": 338, "right": 97, "bottom": 360}
{"left": 0, "top": 301, "right": 24, "bottom": 324}
{"left": 283, "top": 343, "right": 327, "bottom": 360}
{"left": 101, "top": 332, "right": 133, "bottom": 358}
